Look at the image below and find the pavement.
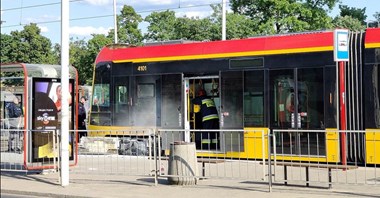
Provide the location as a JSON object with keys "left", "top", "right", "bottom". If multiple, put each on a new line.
{"left": 1, "top": 170, "right": 380, "bottom": 198}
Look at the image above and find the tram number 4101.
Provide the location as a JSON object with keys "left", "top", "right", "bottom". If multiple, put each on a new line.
{"left": 137, "top": 65, "right": 147, "bottom": 72}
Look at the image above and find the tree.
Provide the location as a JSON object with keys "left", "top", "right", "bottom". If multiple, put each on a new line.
{"left": 339, "top": 5, "right": 367, "bottom": 25}
{"left": 369, "top": 12, "right": 380, "bottom": 27}
{"left": 144, "top": 10, "right": 178, "bottom": 42}
{"left": 55, "top": 34, "right": 112, "bottom": 85}
{"left": 108, "top": 5, "right": 143, "bottom": 45}
{"left": 69, "top": 38, "right": 89, "bottom": 85}
{"left": 144, "top": 5, "right": 258, "bottom": 42}
{"left": 174, "top": 16, "right": 217, "bottom": 41}
{"left": 375, "top": 12, "right": 380, "bottom": 22}
{"left": 5, "top": 23, "right": 58, "bottom": 64}
{"left": 230, "top": 0, "right": 338, "bottom": 34}
{"left": 0, "top": 34, "right": 13, "bottom": 63}
{"left": 333, "top": 16, "right": 365, "bottom": 31}
{"left": 80, "top": 34, "right": 112, "bottom": 85}
{"left": 208, "top": 4, "right": 257, "bottom": 40}
{"left": 331, "top": 5, "right": 367, "bottom": 31}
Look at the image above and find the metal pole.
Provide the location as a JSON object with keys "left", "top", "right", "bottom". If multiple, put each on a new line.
{"left": 339, "top": 61, "right": 347, "bottom": 165}
{"left": 60, "top": 0, "right": 70, "bottom": 186}
{"left": 268, "top": 133, "right": 272, "bottom": 192}
{"left": 113, "top": 0, "right": 118, "bottom": 44}
{"left": 222, "top": 0, "right": 226, "bottom": 40}
{"left": 154, "top": 130, "right": 158, "bottom": 186}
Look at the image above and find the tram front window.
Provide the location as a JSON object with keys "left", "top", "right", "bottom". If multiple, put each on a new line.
{"left": 90, "top": 64, "right": 111, "bottom": 126}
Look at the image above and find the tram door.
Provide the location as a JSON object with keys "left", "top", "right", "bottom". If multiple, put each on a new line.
{"left": 220, "top": 71, "right": 244, "bottom": 152}
{"left": 271, "top": 68, "right": 325, "bottom": 156}
{"left": 184, "top": 76, "right": 220, "bottom": 150}
{"left": 130, "top": 75, "right": 160, "bottom": 127}
{"left": 113, "top": 76, "right": 130, "bottom": 126}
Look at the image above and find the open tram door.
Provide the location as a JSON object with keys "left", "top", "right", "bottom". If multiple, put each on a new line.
{"left": 184, "top": 72, "right": 244, "bottom": 153}
{"left": 183, "top": 76, "right": 221, "bottom": 150}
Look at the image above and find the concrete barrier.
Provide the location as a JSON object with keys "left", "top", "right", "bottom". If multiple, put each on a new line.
{"left": 168, "top": 141, "right": 198, "bottom": 185}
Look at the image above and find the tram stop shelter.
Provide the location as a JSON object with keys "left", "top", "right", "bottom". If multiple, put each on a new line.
{"left": 1, "top": 63, "right": 78, "bottom": 170}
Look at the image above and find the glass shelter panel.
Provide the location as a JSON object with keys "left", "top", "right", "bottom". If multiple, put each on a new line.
{"left": 1, "top": 78, "right": 25, "bottom": 130}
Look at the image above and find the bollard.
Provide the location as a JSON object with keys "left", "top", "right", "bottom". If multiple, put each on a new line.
{"left": 168, "top": 141, "right": 198, "bottom": 185}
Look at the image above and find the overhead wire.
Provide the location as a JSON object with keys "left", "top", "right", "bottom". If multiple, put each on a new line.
{"left": 1, "top": 1, "right": 229, "bottom": 28}
{"left": 2, "top": 0, "right": 84, "bottom": 12}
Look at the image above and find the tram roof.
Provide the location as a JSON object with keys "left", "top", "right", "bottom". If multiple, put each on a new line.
{"left": 95, "top": 28, "right": 380, "bottom": 64}
{"left": 0, "top": 63, "right": 77, "bottom": 79}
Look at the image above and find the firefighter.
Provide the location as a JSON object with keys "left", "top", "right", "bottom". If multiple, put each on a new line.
{"left": 192, "top": 89, "right": 219, "bottom": 150}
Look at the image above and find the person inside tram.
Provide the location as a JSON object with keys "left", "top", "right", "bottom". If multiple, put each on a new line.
{"left": 192, "top": 89, "right": 220, "bottom": 150}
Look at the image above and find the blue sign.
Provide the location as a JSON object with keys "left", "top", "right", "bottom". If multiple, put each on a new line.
{"left": 334, "top": 29, "right": 349, "bottom": 61}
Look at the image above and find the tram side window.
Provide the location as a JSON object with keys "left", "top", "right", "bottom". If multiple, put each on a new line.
{"left": 364, "top": 63, "right": 380, "bottom": 128}
{"left": 324, "top": 67, "right": 337, "bottom": 128}
{"left": 137, "top": 84, "right": 155, "bottom": 98}
{"left": 117, "top": 86, "right": 128, "bottom": 104}
{"left": 244, "top": 70, "right": 265, "bottom": 127}
{"left": 298, "top": 68, "right": 324, "bottom": 129}
{"left": 161, "top": 74, "right": 182, "bottom": 129}
{"left": 113, "top": 76, "right": 130, "bottom": 126}
{"left": 115, "top": 85, "right": 128, "bottom": 111}
{"left": 271, "top": 69, "right": 293, "bottom": 129}
{"left": 90, "top": 63, "right": 111, "bottom": 126}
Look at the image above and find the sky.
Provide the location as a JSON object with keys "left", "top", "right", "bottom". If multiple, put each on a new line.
{"left": 0, "top": 0, "right": 378, "bottom": 45}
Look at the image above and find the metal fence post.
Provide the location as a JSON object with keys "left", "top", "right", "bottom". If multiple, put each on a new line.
{"left": 268, "top": 133, "right": 272, "bottom": 192}
{"left": 154, "top": 129, "right": 158, "bottom": 186}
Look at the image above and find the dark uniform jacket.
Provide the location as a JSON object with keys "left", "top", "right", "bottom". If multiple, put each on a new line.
{"left": 192, "top": 96, "right": 219, "bottom": 122}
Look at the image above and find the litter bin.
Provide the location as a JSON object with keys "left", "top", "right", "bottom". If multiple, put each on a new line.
{"left": 168, "top": 141, "right": 198, "bottom": 185}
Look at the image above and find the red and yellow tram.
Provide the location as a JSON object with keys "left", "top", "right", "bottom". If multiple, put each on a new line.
{"left": 88, "top": 28, "right": 380, "bottom": 165}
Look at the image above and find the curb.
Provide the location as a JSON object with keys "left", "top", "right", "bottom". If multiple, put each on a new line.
{"left": 1, "top": 189, "right": 91, "bottom": 198}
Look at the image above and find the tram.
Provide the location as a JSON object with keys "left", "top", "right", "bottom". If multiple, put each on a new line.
{"left": 88, "top": 28, "right": 380, "bottom": 165}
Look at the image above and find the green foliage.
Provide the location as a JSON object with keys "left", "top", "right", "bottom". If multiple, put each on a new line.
{"left": 375, "top": 12, "right": 380, "bottom": 22}
{"left": 143, "top": 4, "right": 258, "bottom": 42}
{"left": 69, "top": 38, "right": 89, "bottom": 85}
{"left": 333, "top": 16, "right": 365, "bottom": 31}
{"left": 209, "top": 4, "right": 257, "bottom": 39}
{"left": 230, "top": 0, "right": 338, "bottom": 34}
{"left": 108, "top": 5, "right": 143, "bottom": 45}
{"left": 144, "top": 9, "right": 219, "bottom": 42}
{"left": 369, "top": 12, "right": 380, "bottom": 27}
{"left": 144, "top": 10, "right": 178, "bottom": 41}
{"left": 174, "top": 16, "right": 217, "bottom": 41}
{"left": 1, "top": 23, "right": 58, "bottom": 64}
{"left": 339, "top": 5, "right": 367, "bottom": 24}
{"left": 0, "top": 34, "right": 13, "bottom": 63}
{"left": 75, "top": 34, "right": 112, "bottom": 85}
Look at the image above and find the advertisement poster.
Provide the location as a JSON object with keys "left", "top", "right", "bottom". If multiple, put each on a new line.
{"left": 31, "top": 78, "right": 75, "bottom": 162}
